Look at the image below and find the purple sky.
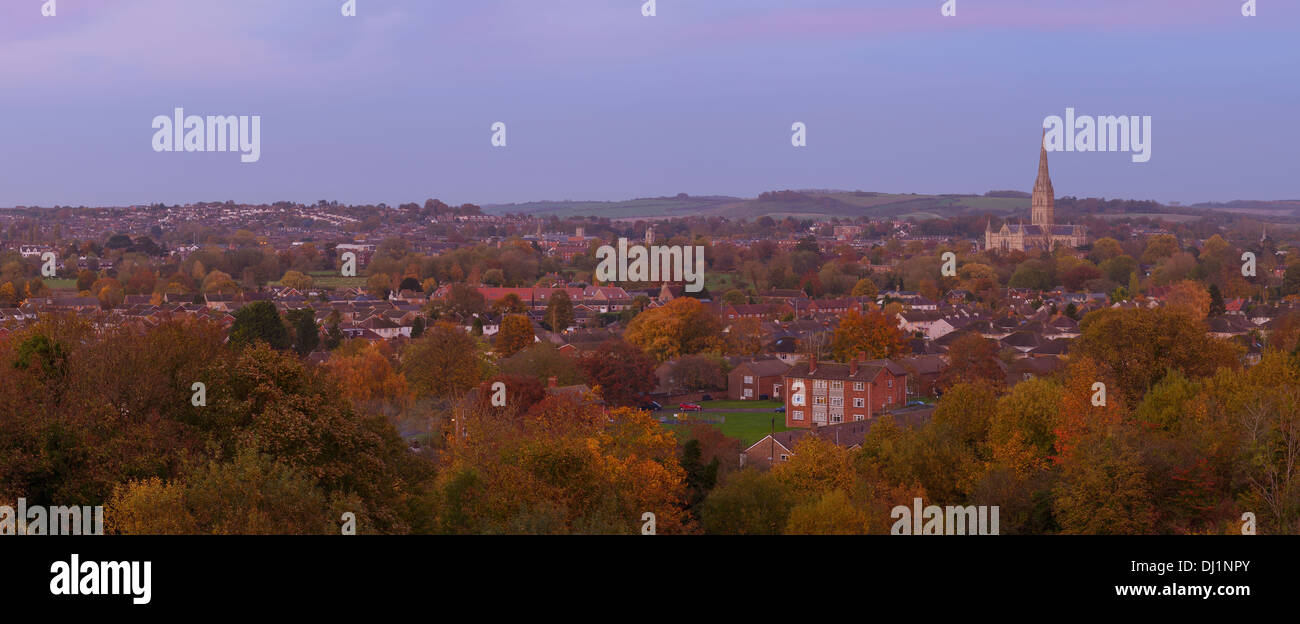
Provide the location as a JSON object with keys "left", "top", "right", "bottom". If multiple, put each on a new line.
{"left": 0, "top": 0, "right": 1296, "bottom": 208}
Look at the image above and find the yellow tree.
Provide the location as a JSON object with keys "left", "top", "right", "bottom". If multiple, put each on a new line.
{"left": 495, "top": 314, "right": 535, "bottom": 358}
{"left": 323, "top": 342, "right": 411, "bottom": 408}
{"left": 401, "top": 322, "right": 490, "bottom": 399}
{"left": 625, "top": 297, "right": 723, "bottom": 362}
{"left": 280, "top": 270, "right": 314, "bottom": 291}
{"left": 830, "top": 308, "right": 906, "bottom": 362}
{"left": 1166, "top": 280, "right": 1211, "bottom": 320}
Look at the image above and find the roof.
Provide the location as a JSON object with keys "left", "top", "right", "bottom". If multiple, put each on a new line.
{"left": 785, "top": 358, "right": 907, "bottom": 381}
{"left": 734, "top": 359, "right": 791, "bottom": 377}
{"left": 745, "top": 406, "right": 934, "bottom": 454}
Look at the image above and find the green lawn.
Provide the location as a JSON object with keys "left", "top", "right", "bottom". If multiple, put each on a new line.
{"left": 706, "top": 272, "right": 747, "bottom": 294}
{"left": 43, "top": 279, "right": 79, "bottom": 291}
{"left": 269, "top": 271, "right": 367, "bottom": 289}
{"left": 662, "top": 404, "right": 789, "bottom": 447}
{"left": 703, "top": 399, "right": 781, "bottom": 410}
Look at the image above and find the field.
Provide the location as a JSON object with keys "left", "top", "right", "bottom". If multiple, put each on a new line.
{"left": 269, "top": 270, "right": 366, "bottom": 289}
{"left": 43, "top": 278, "right": 79, "bottom": 292}
{"left": 661, "top": 400, "right": 788, "bottom": 446}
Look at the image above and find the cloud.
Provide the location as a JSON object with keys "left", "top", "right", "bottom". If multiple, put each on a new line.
{"left": 0, "top": 0, "right": 410, "bottom": 87}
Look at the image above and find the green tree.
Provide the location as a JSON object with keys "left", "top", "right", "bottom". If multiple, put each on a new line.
{"left": 286, "top": 308, "right": 320, "bottom": 355}
{"left": 544, "top": 290, "right": 575, "bottom": 332}
{"left": 229, "top": 301, "right": 291, "bottom": 350}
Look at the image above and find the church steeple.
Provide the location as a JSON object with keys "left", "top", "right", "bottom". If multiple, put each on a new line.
{"left": 1031, "top": 130, "right": 1055, "bottom": 228}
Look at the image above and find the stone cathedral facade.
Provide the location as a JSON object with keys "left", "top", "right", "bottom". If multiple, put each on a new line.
{"left": 985, "top": 138, "right": 1087, "bottom": 252}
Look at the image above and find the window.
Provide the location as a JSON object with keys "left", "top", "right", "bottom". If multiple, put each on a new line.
{"left": 780, "top": 454, "right": 789, "bottom": 462}
{"left": 831, "top": 414, "right": 843, "bottom": 424}
{"left": 830, "top": 380, "right": 844, "bottom": 390}
{"left": 887, "top": 395, "right": 893, "bottom": 404}
{"left": 830, "top": 396, "right": 843, "bottom": 407}
{"left": 853, "top": 414, "right": 865, "bottom": 422}
{"left": 743, "top": 389, "right": 752, "bottom": 398}
{"left": 743, "top": 375, "right": 754, "bottom": 384}
{"left": 792, "top": 410, "right": 804, "bottom": 421}
{"left": 813, "top": 396, "right": 826, "bottom": 405}
{"left": 853, "top": 382, "right": 865, "bottom": 391}
{"left": 814, "top": 380, "right": 828, "bottom": 389}
{"left": 853, "top": 397, "right": 865, "bottom": 408}
{"left": 888, "top": 379, "right": 894, "bottom": 388}
{"left": 813, "top": 412, "right": 827, "bottom": 423}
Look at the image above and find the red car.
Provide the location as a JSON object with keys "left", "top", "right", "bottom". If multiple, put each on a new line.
{"left": 678, "top": 403, "right": 703, "bottom": 412}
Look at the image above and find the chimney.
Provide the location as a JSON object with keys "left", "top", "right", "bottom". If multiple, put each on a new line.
{"left": 849, "top": 357, "right": 858, "bottom": 376}
{"left": 809, "top": 354, "right": 818, "bottom": 374}
{"left": 548, "top": 376, "right": 558, "bottom": 388}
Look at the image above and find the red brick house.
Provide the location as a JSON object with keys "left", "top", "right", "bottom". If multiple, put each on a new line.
{"left": 782, "top": 355, "right": 908, "bottom": 428}
{"left": 727, "top": 359, "right": 791, "bottom": 401}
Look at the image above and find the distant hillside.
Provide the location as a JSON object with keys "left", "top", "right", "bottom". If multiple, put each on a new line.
{"left": 485, "top": 192, "right": 1300, "bottom": 223}
{"left": 486, "top": 191, "right": 1030, "bottom": 221}
{"left": 1186, "top": 200, "right": 1300, "bottom": 218}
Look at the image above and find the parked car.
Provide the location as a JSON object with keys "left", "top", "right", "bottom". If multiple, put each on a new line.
{"left": 678, "top": 403, "right": 703, "bottom": 412}
{"left": 773, "top": 406, "right": 787, "bottom": 413}
{"left": 640, "top": 401, "right": 662, "bottom": 412}
{"left": 906, "top": 400, "right": 927, "bottom": 407}
{"left": 700, "top": 394, "right": 713, "bottom": 402}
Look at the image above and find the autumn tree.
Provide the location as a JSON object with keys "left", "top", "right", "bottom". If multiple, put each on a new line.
{"left": 402, "top": 322, "right": 490, "bottom": 399}
{"left": 498, "top": 343, "right": 587, "bottom": 387}
{"left": 625, "top": 296, "right": 723, "bottom": 362}
{"left": 851, "top": 278, "right": 878, "bottom": 298}
{"left": 1052, "top": 429, "right": 1157, "bottom": 534}
{"left": 699, "top": 469, "right": 795, "bottom": 535}
{"left": 323, "top": 341, "right": 411, "bottom": 408}
{"left": 495, "top": 314, "right": 535, "bottom": 358}
{"left": 829, "top": 307, "right": 906, "bottom": 362}
{"left": 577, "top": 339, "right": 657, "bottom": 407}
{"left": 1165, "top": 280, "right": 1211, "bottom": 320}
{"left": 1074, "top": 307, "right": 1241, "bottom": 406}
{"left": 280, "top": 270, "right": 314, "bottom": 291}
{"left": 990, "top": 378, "right": 1061, "bottom": 476}
{"left": 726, "top": 316, "right": 766, "bottom": 356}
{"left": 936, "top": 332, "right": 1004, "bottom": 391}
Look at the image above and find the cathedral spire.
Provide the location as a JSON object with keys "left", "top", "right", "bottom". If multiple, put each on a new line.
{"left": 1031, "top": 130, "right": 1055, "bottom": 228}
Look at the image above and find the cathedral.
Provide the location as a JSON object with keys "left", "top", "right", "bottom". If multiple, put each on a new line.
{"left": 985, "top": 136, "right": 1087, "bottom": 252}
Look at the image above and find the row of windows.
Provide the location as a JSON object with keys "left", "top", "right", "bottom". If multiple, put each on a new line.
{"left": 805, "top": 379, "right": 895, "bottom": 392}
{"left": 789, "top": 411, "right": 867, "bottom": 423}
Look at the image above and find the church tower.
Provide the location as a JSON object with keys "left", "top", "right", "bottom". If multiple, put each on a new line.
{"left": 1031, "top": 132, "right": 1054, "bottom": 227}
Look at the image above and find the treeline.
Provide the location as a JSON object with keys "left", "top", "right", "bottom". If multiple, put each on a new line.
{"left": 698, "top": 308, "right": 1299, "bottom": 535}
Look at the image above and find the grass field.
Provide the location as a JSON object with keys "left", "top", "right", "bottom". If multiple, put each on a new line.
{"left": 268, "top": 270, "right": 367, "bottom": 289}
{"left": 704, "top": 399, "right": 781, "bottom": 410}
{"left": 43, "top": 278, "right": 78, "bottom": 291}
{"left": 705, "top": 272, "right": 748, "bottom": 294}
{"left": 662, "top": 400, "right": 787, "bottom": 446}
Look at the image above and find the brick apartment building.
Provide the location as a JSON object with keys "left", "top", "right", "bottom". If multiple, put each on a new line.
{"left": 782, "top": 355, "right": 908, "bottom": 429}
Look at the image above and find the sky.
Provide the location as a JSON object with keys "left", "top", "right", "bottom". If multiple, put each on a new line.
{"left": 0, "top": 0, "right": 1296, "bottom": 208}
